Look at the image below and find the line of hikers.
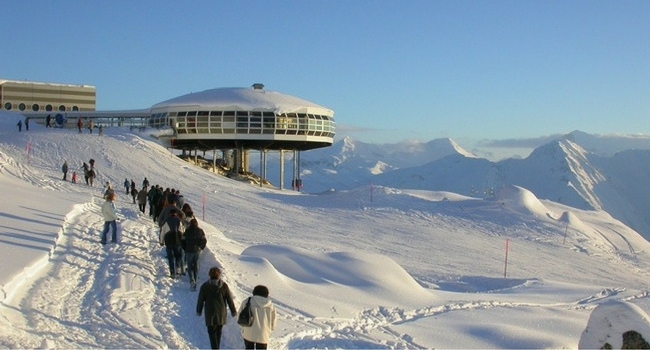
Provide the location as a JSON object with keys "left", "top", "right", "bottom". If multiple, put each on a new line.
{"left": 99, "top": 178, "right": 276, "bottom": 349}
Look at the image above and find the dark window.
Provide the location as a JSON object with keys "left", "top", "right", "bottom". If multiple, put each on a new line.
{"left": 4, "top": 102, "right": 11, "bottom": 110}
{"left": 58, "top": 105, "right": 66, "bottom": 111}
{"left": 32, "top": 104, "right": 39, "bottom": 111}
{"left": 46, "top": 104, "right": 53, "bottom": 111}
{"left": 18, "top": 103, "right": 26, "bottom": 111}
{"left": 72, "top": 106, "right": 79, "bottom": 111}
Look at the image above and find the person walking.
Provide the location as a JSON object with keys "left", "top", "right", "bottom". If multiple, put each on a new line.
{"left": 46, "top": 114, "right": 51, "bottom": 128}
{"left": 77, "top": 118, "right": 83, "bottom": 133}
{"left": 196, "top": 267, "right": 237, "bottom": 349}
{"left": 88, "top": 119, "right": 94, "bottom": 134}
{"left": 25, "top": 117, "right": 29, "bottom": 131}
{"left": 100, "top": 193, "right": 119, "bottom": 244}
{"left": 159, "top": 209, "right": 185, "bottom": 278}
{"left": 124, "top": 178, "right": 130, "bottom": 195}
{"left": 103, "top": 181, "right": 115, "bottom": 200}
{"left": 182, "top": 217, "right": 207, "bottom": 291}
{"left": 130, "top": 181, "right": 138, "bottom": 204}
{"left": 83, "top": 163, "right": 90, "bottom": 185}
{"left": 62, "top": 161, "right": 69, "bottom": 181}
{"left": 137, "top": 186, "right": 148, "bottom": 213}
{"left": 17, "top": 120, "right": 22, "bottom": 132}
{"left": 240, "top": 285, "right": 277, "bottom": 350}
{"left": 71, "top": 171, "right": 77, "bottom": 184}
{"left": 147, "top": 184, "right": 159, "bottom": 218}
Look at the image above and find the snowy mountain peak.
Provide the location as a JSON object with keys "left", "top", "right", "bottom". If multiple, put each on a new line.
{"left": 561, "top": 130, "right": 650, "bottom": 157}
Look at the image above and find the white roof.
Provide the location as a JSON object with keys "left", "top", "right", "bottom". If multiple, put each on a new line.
{"left": 151, "top": 87, "right": 334, "bottom": 116}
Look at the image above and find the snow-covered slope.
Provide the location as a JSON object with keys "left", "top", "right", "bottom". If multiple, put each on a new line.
{"left": 369, "top": 136, "right": 650, "bottom": 240}
{"left": 2, "top": 111, "right": 650, "bottom": 348}
{"left": 252, "top": 136, "right": 476, "bottom": 193}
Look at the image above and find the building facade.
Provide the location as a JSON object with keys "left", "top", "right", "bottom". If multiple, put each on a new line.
{"left": 0, "top": 79, "right": 96, "bottom": 112}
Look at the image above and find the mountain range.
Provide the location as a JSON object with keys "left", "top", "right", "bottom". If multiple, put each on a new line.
{"left": 253, "top": 130, "right": 650, "bottom": 241}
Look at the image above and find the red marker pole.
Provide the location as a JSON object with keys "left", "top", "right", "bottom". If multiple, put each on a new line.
{"left": 504, "top": 238, "right": 509, "bottom": 278}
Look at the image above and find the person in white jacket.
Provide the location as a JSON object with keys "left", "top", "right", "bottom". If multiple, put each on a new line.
{"left": 240, "top": 285, "right": 276, "bottom": 349}
{"left": 100, "top": 193, "right": 119, "bottom": 244}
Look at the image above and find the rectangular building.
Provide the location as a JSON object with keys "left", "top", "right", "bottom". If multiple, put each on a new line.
{"left": 0, "top": 79, "right": 96, "bottom": 112}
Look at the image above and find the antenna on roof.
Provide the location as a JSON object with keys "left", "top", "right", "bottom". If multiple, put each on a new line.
{"left": 251, "top": 83, "right": 264, "bottom": 90}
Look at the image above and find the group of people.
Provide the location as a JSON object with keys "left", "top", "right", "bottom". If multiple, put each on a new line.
{"left": 16, "top": 118, "right": 29, "bottom": 132}
{"left": 76, "top": 117, "right": 104, "bottom": 135}
{"left": 16, "top": 116, "right": 106, "bottom": 134}
{"left": 98, "top": 178, "right": 276, "bottom": 349}
{"left": 196, "top": 268, "right": 277, "bottom": 349}
{"left": 60, "top": 159, "right": 96, "bottom": 185}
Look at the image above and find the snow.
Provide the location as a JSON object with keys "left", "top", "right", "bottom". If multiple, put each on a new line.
{"left": 150, "top": 87, "right": 334, "bottom": 116}
{"left": 1, "top": 111, "right": 650, "bottom": 349}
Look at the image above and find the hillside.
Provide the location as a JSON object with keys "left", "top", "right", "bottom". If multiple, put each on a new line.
{"left": 252, "top": 132, "right": 650, "bottom": 242}
{"left": 1, "top": 112, "right": 650, "bottom": 348}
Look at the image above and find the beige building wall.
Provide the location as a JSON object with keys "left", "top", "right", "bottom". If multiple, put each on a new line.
{"left": 0, "top": 80, "right": 96, "bottom": 112}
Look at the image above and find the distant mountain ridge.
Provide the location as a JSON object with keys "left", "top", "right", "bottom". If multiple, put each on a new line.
{"left": 253, "top": 131, "right": 650, "bottom": 240}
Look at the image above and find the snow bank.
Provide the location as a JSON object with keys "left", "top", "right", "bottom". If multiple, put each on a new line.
{"left": 238, "top": 244, "right": 434, "bottom": 317}
{"left": 579, "top": 301, "right": 650, "bottom": 349}
{"left": 493, "top": 185, "right": 551, "bottom": 218}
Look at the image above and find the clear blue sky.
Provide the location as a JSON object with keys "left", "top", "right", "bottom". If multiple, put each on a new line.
{"left": 2, "top": 0, "right": 649, "bottom": 155}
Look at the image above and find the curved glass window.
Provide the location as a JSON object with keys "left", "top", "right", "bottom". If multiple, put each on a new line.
{"left": 72, "top": 106, "right": 79, "bottom": 111}
{"left": 19, "top": 103, "right": 26, "bottom": 111}
{"left": 58, "top": 105, "right": 66, "bottom": 111}
{"left": 4, "top": 102, "right": 12, "bottom": 110}
{"left": 46, "top": 104, "right": 53, "bottom": 111}
{"left": 32, "top": 104, "right": 39, "bottom": 111}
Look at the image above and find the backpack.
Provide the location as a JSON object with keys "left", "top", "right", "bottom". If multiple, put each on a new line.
{"left": 163, "top": 216, "right": 183, "bottom": 246}
{"left": 164, "top": 229, "right": 181, "bottom": 247}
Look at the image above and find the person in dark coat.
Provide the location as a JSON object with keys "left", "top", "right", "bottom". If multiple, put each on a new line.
{"left": 62, "top": 161, "right": 69, "bottom": 181}
{"left": 17, "top": 120, "right": 22, "bottom": 132}
{"left": 147, "top": 184, "right": 159, "bottom": 218}
{"left": 25, "top": 117, "right": 29, "bottom": 131}
{"left": 182, "top": 217, "right": 207, "bottom": 290}
{"left": 83, "top": 163, "right": 90, "bottom": 185}
{"left": 159, "top": 209, "right": 185, "bottom": 278}
{"left": 130, "top": 180, "right": 137, "bottom": 204}
{"left": 46, "top": 114, "right": 51, "bottom": 128}
{"left": 123, "top": 178, "right": 130, "bottom": 195}
{"left": 196, "top": 267, "right": 237, "bottom": 349}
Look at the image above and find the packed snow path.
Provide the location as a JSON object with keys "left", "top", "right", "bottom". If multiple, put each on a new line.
{"left": 0, "top": 199, "right": 215, "bottom": 349}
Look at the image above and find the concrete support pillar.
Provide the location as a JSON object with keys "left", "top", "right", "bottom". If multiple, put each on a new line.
{"left": 213, "top": 149, "right": 216, "bottom": 173}
{"left": 292, "top": 150, "right": 302, "bottom": 191}
{"left": 259, "top": 150, "right": 267, "bottom": 187}
{"left": 242, "top": 149, "right": 249, "bottom": 173}
{"left": 279, "top": 150, "right": 285, "bottom": 190}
